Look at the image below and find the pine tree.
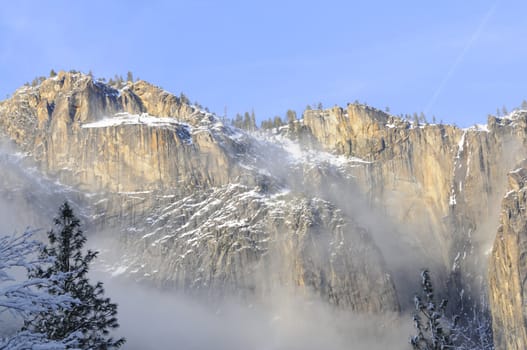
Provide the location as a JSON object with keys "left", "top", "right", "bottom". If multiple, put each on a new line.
{"left": 126, "top": 71, "right": 133, "bottom": 83}
{"left": 410, "top": 270, "right": 454, "bottom": 350}
{"left": 419, "top": 112, "right": 427, "bottom": 123}
{"left": 50, "top": 69, "right": 57, "bottom": 77}
{"left": 260, "top": 119, "right": 271, "bottom": 130}
{"left": 413, "top": 113, "right": 420, "bottom": 127}
{"left": 273, "top": 116, "right": 283, "bottom": 128}
{"left": 179, "top": 93, "right": 189, "bottom": 105}
{"left": 250, "top": 110, "right": 256, "bottom": 131}
{"left": 243, "top": 112, "right": 252, "bottom": 130}
{"left": 25, "top": 202, "right": 125, "bottom": 349}
{"left": 0, "top": 230, "right": 80, "bottom": 349}
{"left": 234, "top": 113, "right": 243, "bottom": 129}
{"left": 286, "top": 110, "right": 297, "bottom": 133}
{"left": 116, "top": 75, "right": 124, "bottom": 87}
{"left": 286, "top": 110, "right": 296, "bottom": 124}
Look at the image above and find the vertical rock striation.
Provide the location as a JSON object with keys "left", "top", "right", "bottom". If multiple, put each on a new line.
{"left": 0, "top": 72, "right": 399, "bottom": 312}
{"left": 488, "top": 163, "right": 527, "bottom": 350}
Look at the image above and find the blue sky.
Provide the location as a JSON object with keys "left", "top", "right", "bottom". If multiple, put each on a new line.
{"left": 1, "top": 0, "right": 526, "bottom": 126}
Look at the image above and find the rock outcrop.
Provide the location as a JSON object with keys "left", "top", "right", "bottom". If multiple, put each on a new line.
{"left": 0, "top": 72, "right": 251, "bottom": 193}
{"left": 488, "top": 162, "right": 527, "bottom": 350}
{"left": 302, "top": 106, "right": 527, "bottom": 284}
{"left": 299, "top": 106, "right": 527, "bottom": 347}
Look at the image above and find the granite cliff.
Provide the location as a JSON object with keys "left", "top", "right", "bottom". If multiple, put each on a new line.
{"left": 0, "top": 72, "right": 398, "bottom": 313}
{"left": 1, "top": 71, "right": 527, "bottom": 347}
{"left": 488, "top": 162, "right": 527, "bottom": 350}
{"left": 299, "top": 105, "right": 527, "bottom": 347}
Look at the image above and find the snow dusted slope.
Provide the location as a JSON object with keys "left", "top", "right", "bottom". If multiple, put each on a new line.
{"left": 85, "top": 115, "right": 399, "bottom": 312}
{"left": 0, "top": 71, "right": 400, "bottom": 313}
{"left": 5, "top": 72, "right": 527, "bottom": 334}
{"left": 97, "top": 183, "right": 397, "bottom": 312}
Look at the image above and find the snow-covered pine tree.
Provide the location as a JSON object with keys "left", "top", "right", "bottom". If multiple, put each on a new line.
{"left": 0, "top": 230, "right": 80, "bottom": 349}
{"left": 410, "top": 269, "right": 495, "bottom": 350}
{"left": 25, "top": 202, "right": 125, "bottom": 349}
{"left": 410, "top": 269, "right": 454, "bottom": 350}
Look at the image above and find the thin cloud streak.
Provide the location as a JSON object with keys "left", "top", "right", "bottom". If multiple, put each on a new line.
{"left": 424, "top": 1, "right": 500, "bottom": 115}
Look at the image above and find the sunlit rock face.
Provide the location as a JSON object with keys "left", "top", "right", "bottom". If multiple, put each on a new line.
{"left": 0, "top": 72, "right": 399, "bottom": 313}
{"left": 301, "top": 106, "right": 527, "bottom": 348}
{"left": 302, "top": 106, "right": 527, "bottom": 271}
{"left": 4, "top": 71, "right": 527, "bottom": 336}
{"left": 488, "top": 162, "right": 527, "bottom": 350}
{"left": 0, "top": 72, "right": 248, "bottom": 193}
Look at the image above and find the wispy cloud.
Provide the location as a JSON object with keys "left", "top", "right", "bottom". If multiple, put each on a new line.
{"left": 424, "top": 1, "right": 500, "bottom": 114}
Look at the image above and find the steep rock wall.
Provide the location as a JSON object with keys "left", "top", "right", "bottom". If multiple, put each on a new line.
{"left": 0, "top": 72, "right": 250, "bottom": 193}
{"left": 100, "top": 185, "right": 399, "bottom": 312}
{"left": 488, "top": 163, "right": 527, "bottom": 350}
{"left": 302, "top": 106, "right": 527, "bottom": 279}
{"left": 0, "top": 72, "right": 399, "bottom": 312}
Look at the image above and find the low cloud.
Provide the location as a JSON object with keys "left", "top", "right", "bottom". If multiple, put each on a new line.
{"left": 99, "top": 275, "right": 412, "bottom": 350}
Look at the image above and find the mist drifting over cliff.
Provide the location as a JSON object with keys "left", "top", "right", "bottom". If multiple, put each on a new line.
{"left": 3, "top": 72, "right": 527, "bottom": 348}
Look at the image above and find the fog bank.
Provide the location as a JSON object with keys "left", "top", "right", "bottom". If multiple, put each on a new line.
{"left": 99, "top": 274, "right": 411, "bottom": 350}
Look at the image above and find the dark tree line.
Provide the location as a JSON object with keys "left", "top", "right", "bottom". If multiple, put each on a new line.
{"left": 232, "top": 110, "right": 257, "bottom": 131}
